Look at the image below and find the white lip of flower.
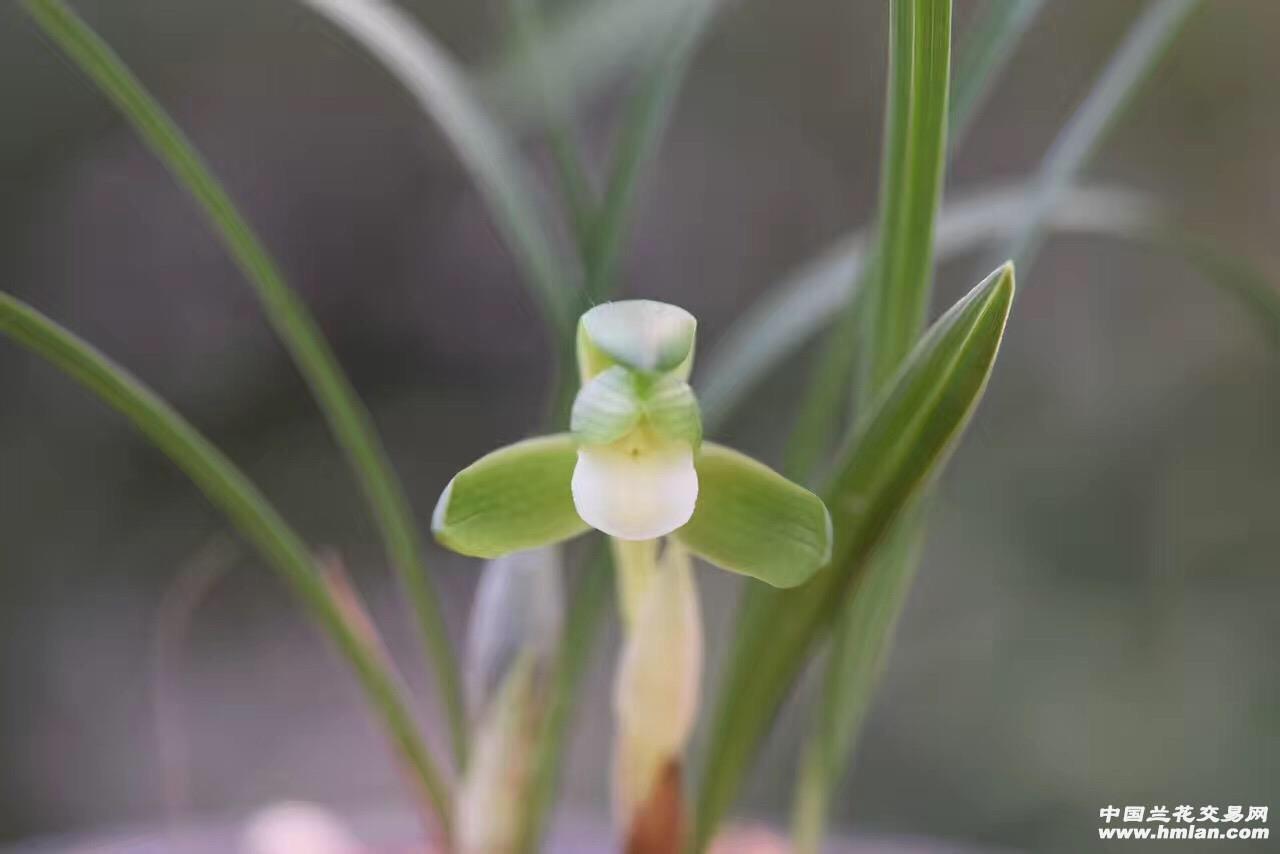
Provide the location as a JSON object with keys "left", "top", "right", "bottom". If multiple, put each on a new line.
{"left": 571, "top": 428, "right": 699, "bottom": 541}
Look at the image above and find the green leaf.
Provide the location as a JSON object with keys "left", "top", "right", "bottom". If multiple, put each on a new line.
{"left": 949, "top": 0, "right": 1047, "bottom": 152}
{"left": 674, "top": 443, "right": 831, "bottom": 588}
{"left": 579, "top": 300, "right": 697, "bottom": 376}
{"left": 502, "top": 0, "right": 597, "bottom": 259}
{"left": 696, "top": 184, "right": 1157, "bottom": 430}
{"left": 694, "top": 263, "right": 1015, "bottom": 850}
{"left": 790, "top": 509, "right": 924, "bottom": 854}
{"left": 21, "top": 0, "right": 470, "bottom": 768}
{"left": 295, "top": 0, "right": 578, "bottom": 340}
{"left": 1004, "top": 0, "right": 1200, "bottom": 272}
{"left": 795, "top": 7, "right": 1204, "bottom": 845}
{"left": 0, "top": 293, "right": 454, "bottom": 833}
{"left": 859, "top": 0, "right": 953, "bottom": 400}
{"left": 478, "top": 0, "right": 714, "bottom": 131}
{"left": 433, "top": 435, "right": 588, "bottom": 559}
{"left": 583, "top": 0, "right": 717, "bottom": 301}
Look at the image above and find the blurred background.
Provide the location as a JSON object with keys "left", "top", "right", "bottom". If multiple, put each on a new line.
{"left": 1, "top": 0, "right": 1277, "bottom": 850}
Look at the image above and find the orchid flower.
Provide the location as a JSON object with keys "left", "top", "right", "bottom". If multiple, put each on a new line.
{"left": 432, "top": 300, "right": 832, "bottom": 588}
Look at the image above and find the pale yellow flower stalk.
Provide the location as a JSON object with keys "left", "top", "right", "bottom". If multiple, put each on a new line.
{"left": 613, "top": 539, "right": 703, "bottom": 850}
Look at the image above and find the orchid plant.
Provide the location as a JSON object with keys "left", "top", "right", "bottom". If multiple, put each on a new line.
{"left": 3, "top": 1, "right": 1258, "bottom": 853}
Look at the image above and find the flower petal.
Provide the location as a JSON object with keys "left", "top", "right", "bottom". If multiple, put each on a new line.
{"left": 433, "top": 435, "right": 588, "bottom": 558}
{"left": 578, "top": 300, "right": 697, "bottom": 378}
{"left": 675, "top": 443, "right": 831, "bottom": 587}
{"left": 571, "top": 441, "right": 698, "bottom": 540}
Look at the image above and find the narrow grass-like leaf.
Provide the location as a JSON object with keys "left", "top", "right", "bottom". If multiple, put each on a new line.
{"left": 478, "top": 0, "right": 710, "bottom": 130}
{"left": 1004, "top": 0, "right": 1200, "bottom": 271}
{"left": 674, "top": 444, "right": 831, "bottom": 588}
{"left": 794, "top": 7, "right": 1200, "bottom": 838}
{"left": 22, "top": 0, "right": 470, "bottom": 767}
{"left": 783, "top": 0, "right": 952, "bottom": 480}
{"left": 584, "top": 0, "right": 717, "bottom": 301}
{"left": 698, "top": 184, "right": 1156, "bottom": 430}
{"left": 0, "top": 293, "right": 454, "bottom": 834}
{"left": 948, "top": 0, "right": 1046, "bottom": 152}
{"left": 504, "top": 0, "right": 598, "bottom": 254}
{"left": 860, "top": 0, "right": 953, "bottom": 398}
{"left": 296, "top": 0, "right": 577, "bottom": 339}
{"left": 694, "top": 264, "right": 1014, "bottom": 850}
{"left": 1165, "top": 227, "right": 1280, "bottom": 348}
{"left": 790, "top": 508, "right": 924, "bottom": 854}
{"left": 433, "top": 435, "right": 586, "bottom": 558}
{"left": 787, "top": 4, "right": 951, "bottom": 848}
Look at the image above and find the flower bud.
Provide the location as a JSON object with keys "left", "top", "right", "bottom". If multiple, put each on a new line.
{"left": 457, "top": 547, "right": 563, "bottom": 854}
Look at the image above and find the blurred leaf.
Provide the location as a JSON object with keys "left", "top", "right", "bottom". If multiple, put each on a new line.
{"left": 1005, "top": 0, "right": 1201, "bottom": 271}
{"left": 584, "top": 0, "right": 717, "bottom": 301}
{"left": 0, "top": 293, "right": 454, "bottom": 832}
{"left": 297, "top": 0, "right": 578, "bottom": 339}
{"left": 697, "top": 184, "right": 1157, "bottom": 430}
{"left": 433, "top": 435, "right": 587, "bottom": 558}
{"left": 478, "top": 0, "right": 715, "bottom": 130}
{"left": 694, "top": 264, "right": 1015, "bottom": 849}
{"left": 949, "top": 0, "right": 1047, "bottom": 151}
{"left": 503, "top": 0, "right": 597, "bottom": 254}
{"left": 1164, "top": 227, "right": 1280, "bottom": 348}
{"left": 675, "top": 444, "right": 832, "bottom": 588}
{"left": 22, "top": 0, "right": 470, "bottom": 766}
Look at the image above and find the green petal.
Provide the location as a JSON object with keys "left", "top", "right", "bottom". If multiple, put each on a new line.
{"left": 642, "top": 375, "right": 703, "bottom": 447}
{"left": 571, "top": 366, "right": 642, "bottom": 445}
{"left": 577, "top": 300, "right": 696, "bottom": 378}
{"left": 675, "top": 443, "right": 831, "bottom": 588}
{"left": 433, "top": 435, "right": 588, "bottom": 558}
{"left": 571, "top": 367, "right": 703, "bottom": 449}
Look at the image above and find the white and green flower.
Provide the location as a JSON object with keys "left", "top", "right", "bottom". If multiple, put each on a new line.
{"left": 432, "top": 300, "right": 832, "bottom": 588}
